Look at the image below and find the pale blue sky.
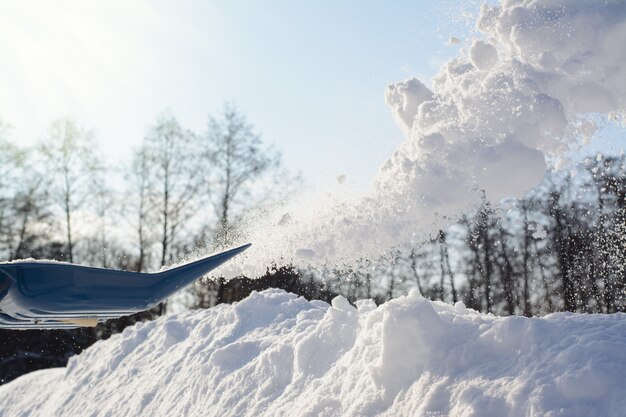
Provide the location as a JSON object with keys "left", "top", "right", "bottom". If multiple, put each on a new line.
{"left": 0, "top": 1, "right": 476, "bottom": 188}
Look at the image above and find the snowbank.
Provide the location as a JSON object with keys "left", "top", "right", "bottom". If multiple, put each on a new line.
{"left": 1, "top": 289, "right": 625, "bottom": 417}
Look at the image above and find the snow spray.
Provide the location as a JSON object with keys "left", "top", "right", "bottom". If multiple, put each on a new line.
{"left": 220, "top": 0, "right": 626, "bottom": 278}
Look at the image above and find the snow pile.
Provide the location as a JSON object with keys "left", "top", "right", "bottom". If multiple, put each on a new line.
{"left": 2, "top": 289, "right": 625, "bottom": 417}
{"left": 225, "top": 0, "right": 626, "bottom": 276}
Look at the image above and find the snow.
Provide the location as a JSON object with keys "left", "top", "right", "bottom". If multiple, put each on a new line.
{"left": 2, "top": 289, "right": 625, "bottom": 417}
{"left": 3, "top": 1, "right": 625, "bottom": 413}
{"left": 218, "top": 0, "right": 626, "bottom": 278}
{"left": 0, "top": 258, "right": 75, "bottom": 266}
{"left": 468, "top": 40, "right": 498, "bottom": 71}
{"left": 532, "top": 224, "right": 547, "bottom": 240}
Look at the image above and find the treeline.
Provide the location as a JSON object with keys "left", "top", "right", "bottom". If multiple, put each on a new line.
{"left": 313, "top": 155, "right": 625, "bottom": 316}
{"left": 191, "top": 153, "right": 626, "bottom": 318}
{"left": 0, "top": 105, "right": 287, "bottom": 271}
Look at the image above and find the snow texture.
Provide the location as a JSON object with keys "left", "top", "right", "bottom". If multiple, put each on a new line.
{"left": 1, "top": 289, "right": 625, "bottom": 417}
{"left": 220, "top": 0, "right": 626, "bottom": 277}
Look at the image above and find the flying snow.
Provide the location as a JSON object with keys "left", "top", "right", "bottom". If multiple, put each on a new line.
{"left": 222, "top": 0, "right": 626, "bottom": 277}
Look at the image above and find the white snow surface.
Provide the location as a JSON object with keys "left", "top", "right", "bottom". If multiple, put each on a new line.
{"left": 2, "top": 289, "right": 625, "bottom": 417}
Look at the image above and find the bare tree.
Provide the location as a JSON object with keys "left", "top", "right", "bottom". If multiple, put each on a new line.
{"left": 588, "top": 156, "right": 626, "bottom": 312}
{"left": 38, "top": 118, "right": 101, "bottom": 263}
{"left": 143, "top": 112, "right": 201, "bottom": 267}
{"left": 0, "top": 135, "right": 22, "bottom": 257}
{"left": 408, "top": 248, "right": 424, "bottom": 295}
{"left": 0, "top": 127, "right": 47, "bottom": 260}
{"left": 8, "top": 169, "right": 50, "bottom": 261}
{"left": 203, "top": 104, "right": 281, "bottom": 248}
{"left": 520, "top": 201, "right": 533, "bottom": 316}
{"left": 437, "top": 230, "right": 458, "bottom": 304}
{"left": 497, "top": 226, "right": 516, "bottom": 315}
{"left": 468, "top": 198, "right": 497, "bottom": 313}
{"left": 127, "top": 146, "right": 153, "bottom": 272}
{"left": 88, "top": 171, "right": 115, "bottom": 268}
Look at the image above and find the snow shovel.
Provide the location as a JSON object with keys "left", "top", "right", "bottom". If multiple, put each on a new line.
{"left": 0, "top": 243, "right": 250, "bottom": 329}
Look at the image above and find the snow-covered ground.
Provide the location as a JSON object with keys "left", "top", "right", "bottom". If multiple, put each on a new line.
{"left": 1, "top": 289, "right": 624, "bottom": 417}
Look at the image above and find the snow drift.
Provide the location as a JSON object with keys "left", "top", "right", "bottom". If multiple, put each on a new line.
{"left": 1, "top": 289, "right": 625, "bottom": 417}
{"left": 223, "top": 0, "right": 626, "bottom": 277}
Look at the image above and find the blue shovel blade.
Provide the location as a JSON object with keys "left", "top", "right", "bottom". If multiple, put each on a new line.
{"left": 0, "top": 243, "right": 250, "bottom": 329}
